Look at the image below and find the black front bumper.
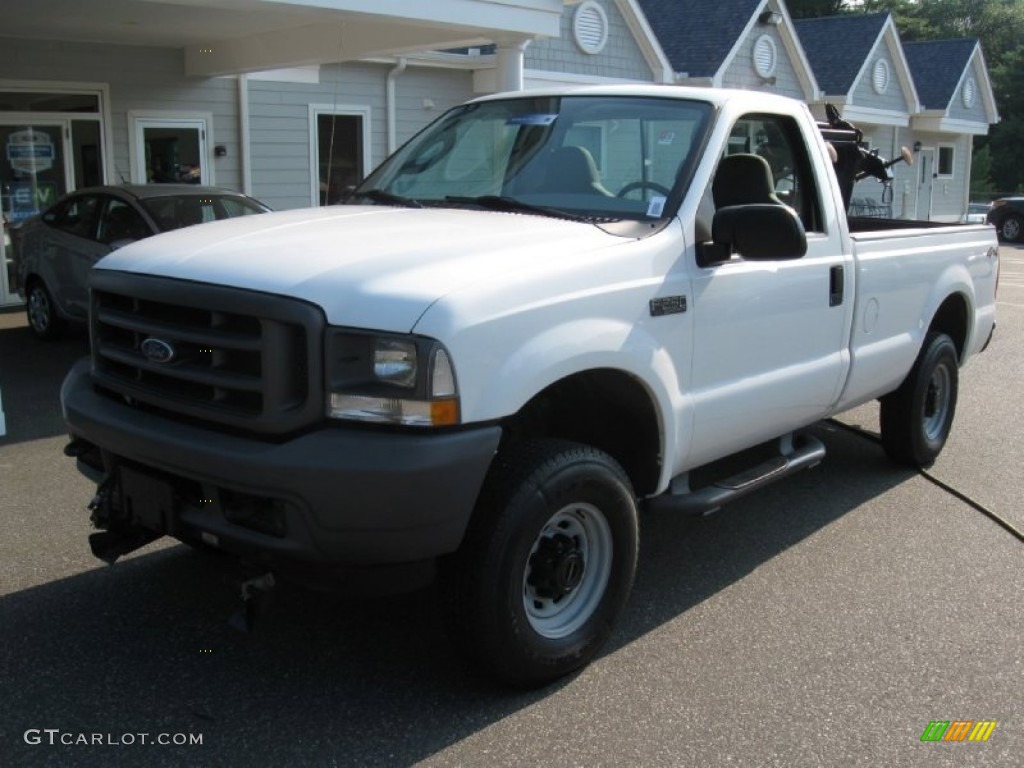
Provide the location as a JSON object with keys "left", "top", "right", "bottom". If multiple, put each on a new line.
{"left": 61, "top": 359, "right": 501, "bottom": 573}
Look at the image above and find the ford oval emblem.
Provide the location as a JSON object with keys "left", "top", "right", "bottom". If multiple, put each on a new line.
{"left": 141, "top": 337, "right": 176, "bottom": 364}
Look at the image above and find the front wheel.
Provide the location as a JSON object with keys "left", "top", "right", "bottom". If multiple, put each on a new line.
{"left": 880, "top": 332, "right": 959, "bottom": 468}
{"left": 26, "top": 280, "right": 65, "bottom": 340}
{"left": 440, "top": 440, "right": 638, "bottom": 688}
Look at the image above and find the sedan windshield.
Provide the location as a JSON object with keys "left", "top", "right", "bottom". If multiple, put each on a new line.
{"left": 355, "top": 95, "right": 713, "bottom": 222}
{"left": 141, "top": 195, "right": 269, "bottom": 232}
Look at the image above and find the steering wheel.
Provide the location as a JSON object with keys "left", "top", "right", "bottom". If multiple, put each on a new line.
{"left": 616, "top": 180, "right": 671, "bottom": 199}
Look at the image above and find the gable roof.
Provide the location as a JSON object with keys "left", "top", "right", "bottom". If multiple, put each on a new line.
{"left": 903, "top": 38, "right": 978, "bottom": 110}
{"left": 636, "top": 0, "right": 763, "bottom": 77}
{"left": 793, "top": 13, "right": 888, "bottom": 96}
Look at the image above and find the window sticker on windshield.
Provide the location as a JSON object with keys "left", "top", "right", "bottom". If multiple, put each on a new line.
{"left": 657, "top": 130, "right": 676, "bottom": 145}
{"left": 506, "top": 114, "right": 558, "bottom": 126}
{"left": 646, "top": 196, "right": 667, "bottom": 218}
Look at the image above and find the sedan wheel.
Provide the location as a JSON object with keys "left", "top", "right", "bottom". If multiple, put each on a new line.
{"left": 26, "top": 281, "right": 65, "bottom": 340}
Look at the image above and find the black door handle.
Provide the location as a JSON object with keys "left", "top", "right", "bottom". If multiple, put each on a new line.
{"left": 829, "top": 265, "right": 844, "bottom": 307}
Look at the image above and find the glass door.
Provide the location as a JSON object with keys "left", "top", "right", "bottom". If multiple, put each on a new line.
{"left": 1, "top": 120, "right": 72, "bottom": 306}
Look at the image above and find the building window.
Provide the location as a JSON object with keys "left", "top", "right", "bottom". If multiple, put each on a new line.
{"left": 872, "top": 59, "right": 890, "bottom": 95}
{"left": 573, "top": 1, "right": 609, "bottom": 55}
{"left": 937, "top": 144, "right": 955, "bottom": 177}
{"left": 309, "top": 105, "right": 370, "bottom": 206}
{"left": 753, "top": 36, "right": 777, "bottom": 79}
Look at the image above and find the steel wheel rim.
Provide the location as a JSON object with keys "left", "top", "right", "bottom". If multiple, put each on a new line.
{"left": 523, "top": 502, "right": 613, "bottom": 640}
{"left": 923, "top": 363, "right": 952, "bottom": 442}
{"left": 28, "top": 287, "right": 50, "bottom": 333}
{"left": 1004, "top": 217, "right": 1021, "bottom": 241}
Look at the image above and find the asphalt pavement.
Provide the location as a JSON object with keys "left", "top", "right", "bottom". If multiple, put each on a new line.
{"left": 1, "top": 246, "right": 1021, "bottom": 767}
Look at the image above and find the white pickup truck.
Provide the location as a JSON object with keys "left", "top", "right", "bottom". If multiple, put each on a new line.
{"left": 61, "top": 85, "right": 998, "bottom": 687}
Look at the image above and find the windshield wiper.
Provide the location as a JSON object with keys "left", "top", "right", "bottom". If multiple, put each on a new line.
{"left": 355, "top": 189, "right": 424, "bottom": 208}
{"left": 444, "top": 195, "right": 610, "bottom": 223}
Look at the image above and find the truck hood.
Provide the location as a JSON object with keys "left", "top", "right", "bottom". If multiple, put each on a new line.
{"left": 97, "top": 205, "right": 623, "bottom": 330}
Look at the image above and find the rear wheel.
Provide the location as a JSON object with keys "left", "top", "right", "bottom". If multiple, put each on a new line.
{"left": 880, "top": 332, "right": 959, "bottom": 468}
{"left": 440, "top": 440, "right": 638, "bottom": 688}
{"left": 26, "top": 279, "right": 65, "bottom": 340}
{"left": 999, "top": 213, "right": 1022, "bottom": 243}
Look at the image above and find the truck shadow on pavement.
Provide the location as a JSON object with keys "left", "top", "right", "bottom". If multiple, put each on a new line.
{"left": 0, "top": 312, "right": 88, "bottom": 446}
{"left": 0, "top": 411, "right": 913, "bottom": 766}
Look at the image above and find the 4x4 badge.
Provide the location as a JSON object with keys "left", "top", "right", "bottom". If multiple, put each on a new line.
{"left": 140, "top": 337, "right": 176, "bottom": 364}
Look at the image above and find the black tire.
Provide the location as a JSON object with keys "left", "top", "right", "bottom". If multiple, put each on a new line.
{"left": 25, "top": 279, "right": 66, "bottom": 340}
{"left": 440, "top": 440, "right": 639, "bottom": 688}
{"left": 998, "top": 213, "right": 1022, "bottom": 243}
{"left": 880, "top": 332, "right": 959, "bottom": 468}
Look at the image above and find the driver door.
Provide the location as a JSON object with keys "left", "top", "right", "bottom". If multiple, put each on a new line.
{"left": 686, "top": 112, "right": 853, "bottom": 466}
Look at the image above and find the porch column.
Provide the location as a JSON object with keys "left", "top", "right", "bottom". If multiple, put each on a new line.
{"left": 494, "top": 37, "right": 531, "bottom": 92}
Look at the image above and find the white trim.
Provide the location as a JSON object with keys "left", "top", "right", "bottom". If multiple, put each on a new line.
{"left": 245, "top": 66, "right": 321, "bottom": 84}
{"left": 615, "top": 0, "right": 674, "bottom": 83}
{"left": 238, "top": 75, "right": 252, "bottom": 195}
{"left": 836, "top": 104, "right": 909, "bottom": 128}
{"left": 127, "top": 111, "right": 215, "bottom": 185}
{"left": 474, "top": 67, "right": 641, "bottom": 93}
{"left": 308, "top": 103, "right": 372, "bottom": 207}
{"left": 911, "top": 115, "right": 992, "bottom": 136}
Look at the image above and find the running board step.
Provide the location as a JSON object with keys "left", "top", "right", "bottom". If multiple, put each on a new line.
{"left": 647, "top": 432, "right": 826, "bottom": 516}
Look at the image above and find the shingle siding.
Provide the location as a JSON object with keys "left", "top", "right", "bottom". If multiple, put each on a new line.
{"left": 850, "top": 43, "right": 909, "bottom": 113}
{"left": 248, "top": 63, "right": 381, "bottom": 210}
{"left": 721, "top": 25, "right": 805, "bottom": 100}
{"left": 946, "top": 57, "right": 989, "bottom": 123}
{"left": 394, "top": 67, "right": 474, "bottom": 146}
{"left": 527, "top": 0, "right": 654, "bottom": 80}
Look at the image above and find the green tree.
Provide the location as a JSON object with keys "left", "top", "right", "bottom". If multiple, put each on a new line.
{"left": 785, "top": 0, "right": 846, "bottom": 19}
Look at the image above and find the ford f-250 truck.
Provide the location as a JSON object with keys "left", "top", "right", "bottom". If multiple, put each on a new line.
{"left": 60, "top": 85, "right": 999, "bottom": 687}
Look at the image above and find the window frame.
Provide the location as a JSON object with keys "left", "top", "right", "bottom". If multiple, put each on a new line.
{"left": 937, "top": 143, "right": 956, "bottom": 179}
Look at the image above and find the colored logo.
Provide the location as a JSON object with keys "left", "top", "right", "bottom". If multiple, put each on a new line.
{"left": 920, "top": 720, "right": 997, "bottom": 742}
{"left": 6, "top": 128, "right": 56, "bottom": 175}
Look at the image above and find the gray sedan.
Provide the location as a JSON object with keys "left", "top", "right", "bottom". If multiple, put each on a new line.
{"left": 12, "top": 184, "right": 269, "bottom": 339}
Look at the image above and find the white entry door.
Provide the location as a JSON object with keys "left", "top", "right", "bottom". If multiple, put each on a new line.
{"left": 915, "top": 148, "right": 934, "bottom": 221}
{"left": 131, "top": 115, "right": 211, "bottom": 185}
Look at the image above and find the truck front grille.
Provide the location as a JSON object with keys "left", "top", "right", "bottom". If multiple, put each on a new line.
{"left": 90, "top": 272, "right": 324, "bottom": 434}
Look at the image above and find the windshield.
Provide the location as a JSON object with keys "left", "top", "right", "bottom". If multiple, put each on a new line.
{"left": 141, "top": 195, "right": 269, "bottom": 232}
{"left": 355, "top": 95, "right": 713, "bottom": 222}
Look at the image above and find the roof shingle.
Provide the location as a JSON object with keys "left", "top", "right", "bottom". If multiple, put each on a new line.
{"left": 903, "top": 38, "right": 977, "bottom": 110}
{"left": 636, "top": 0, "right": 763, "bottom": 78}
{"left": 792, "top": 13, "right": 889, "bottom": 96}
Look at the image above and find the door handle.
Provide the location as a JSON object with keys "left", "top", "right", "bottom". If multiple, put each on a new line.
{"left": 829, "top": 265, "right": 844, "bottom": 307}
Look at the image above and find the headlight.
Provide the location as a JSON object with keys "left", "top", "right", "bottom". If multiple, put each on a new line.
{"left": 325, "top": 330, "right": 460, "bottom": 426}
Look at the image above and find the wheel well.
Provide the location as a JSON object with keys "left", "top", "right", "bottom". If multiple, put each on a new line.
{"left": 928, "top": 294, "right": 969, "bottom": 362}
{"left": 500, "top": 369, "right": 662, "bottom": 496}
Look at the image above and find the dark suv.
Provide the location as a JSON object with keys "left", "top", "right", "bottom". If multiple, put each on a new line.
{"left": 987, "top": 196, "right": 1024, "bottom": 243}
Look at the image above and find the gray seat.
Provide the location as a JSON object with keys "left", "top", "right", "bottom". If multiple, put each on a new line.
{"left": 712, "top": 153, "right": 782, "bottom": 208}
{"left": 543, "top": 146, "right": 612, "bottom": 196}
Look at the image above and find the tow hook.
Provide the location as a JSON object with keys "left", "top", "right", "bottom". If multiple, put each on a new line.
{"left": 87, "top": 473, "right": 116, "bottom": 528}
{"left": 229, "top": 571, "right": 276, "bottom": 634}
{"left": 86, "top": 473, "right": 159, "bottom": 564}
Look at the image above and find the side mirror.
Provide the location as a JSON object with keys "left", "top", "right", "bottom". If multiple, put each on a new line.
{"left": 700, "top": 204, "right": 807, "bottom": 265}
